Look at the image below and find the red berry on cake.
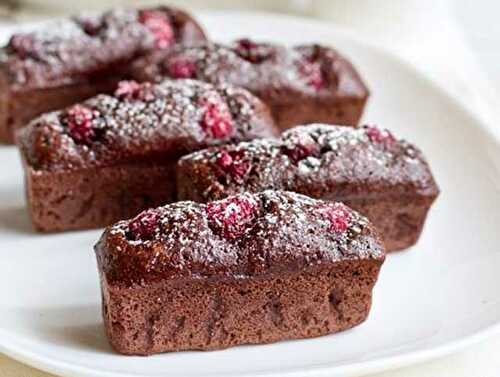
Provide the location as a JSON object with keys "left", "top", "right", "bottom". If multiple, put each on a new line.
{"left": 8, "top": 34, "right": 35, "bottom": 58}
{"left": 206, "top": 195, "right": 257, "bottom": 239}
{"left": 128, "top": 209, "right": 160, "bottom": 241}
{"left": 216, "top": 150, "right": 250, "bottom": 181}
{"left": 114, "top": 81, "right": 154, "bottom": 101}
{"left": 364, "top": 125, "right": 396, "bottom": 146}
{"left": 139, "top": 10, "right": 175, "bottom": 49}
{"left": 285, "top": 142, "right": 320, "bottom": 163}
{"left": 166, "top": 56, "right": 197, "bottom": 78}
{"left": 63, "top": 104, "right": 98, "bottom": 144}
{"left": 324, "top": 203, "right": 352, "bottom": 233}
{"left": 78, "top": 16, "right": 102, "bottom": 36}
{"left": 216, "top": 150, "right": 233, "bottom": 168}
{"left": 233, "top": 38, "right": 273, "bottom": 64}
{"left": 199, "top": 97, "right": 234, "bottom": 139}
{"left": 115, "top": 80, "right": 142, "bottom": 99}
{"left": 283, "top": 134, "right": 320, "bottom": 163}
{"left": 296, "top": 59, "right": 324, "bottom": 90}
{"left": 236, "top": 38, "right": 258, "bottom": 50}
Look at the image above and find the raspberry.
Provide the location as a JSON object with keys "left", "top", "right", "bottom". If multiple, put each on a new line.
{"left": 139, "top": 10, "right": 175, "bottom": 49}
{"left": 199, "top": 97, "right": 234, "bottom": 139}
{"left": 215, "top": 150, "right": 250, "bottom": 181}
{"left": 63, "top": 105, "right": 98, "bottom": 144}
{"left": 206, "top": 195, "right": 257, "bottom": 239}
{"left": 114, "top": 80, "right": 142, "bottom": 99}
{"left": 128, "top": 209, "right": 160, "bottom": 241}
{"left": 297, "top": 60, "right": 324, "bottom": 90}
{"left": 115, "top": 81, "right": 154, "bottom": 102}
{"left": 283, "top": 135, "right": 320, "bottom": 163}
{"left": 233, "top": 38, "right": 273, "bottom": 63}
{"left": 8, "top": 34, "right": 35, "bottom": 58}
{"left": 364, "top": 125, "right": 396, "bottom": 146}
{"left": 216, "top": 150, "right": 233, "bottom": 168}
{"left": 236, "top": 38, "right": 257, "bottom": 50}
{"left": 324, "top": 203, "right": 351, "bottom": 233}
{"left": 166, "top": 56, "right": 196, "bottom": 78}
{"left": 78, "top": 16, "right": 102, "bottom": 36}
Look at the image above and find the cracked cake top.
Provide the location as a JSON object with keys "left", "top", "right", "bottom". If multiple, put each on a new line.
{"left": 95, "top": 190, "right": 384, "bottom": 286}
{"left": 0, "top": 7, "right": 206, "bottom": 89}
{"left": 17, "top": 79, "right": 278, "bottom": 171}
{"left": 131, "top": 40, "right": 369, "bottom": 104}
{"left": 177, "top": 124, "right": 439, "bottom": 201}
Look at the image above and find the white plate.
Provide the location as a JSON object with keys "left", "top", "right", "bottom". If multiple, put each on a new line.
{"left": 1, "top": 10, "right": 500, "bottom": 377}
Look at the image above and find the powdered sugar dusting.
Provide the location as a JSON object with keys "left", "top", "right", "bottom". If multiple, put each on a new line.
{"left": 101, "top": 190, "right": 381, "bottom": 284}
{"left": 22, "top": 79, "right": 272, "bottom": 171}
{"left": 178, "top": 123, "right": 432, "bottom": 203}
{"left": 145, "top": 41, "right": 344, "bottom": 96}
{"left": 282, "top": 123, "right": 411, "bottom": 173}
{"left": 112, "top": 191, "right": 370, "bottom": 247}
{"left": 206, "top": 193, "right": 258, "bottom": 239}
{"left": 3, "top": 7, "right": 206, "bottom": 88}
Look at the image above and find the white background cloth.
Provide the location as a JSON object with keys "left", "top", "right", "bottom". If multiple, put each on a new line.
{"left": 0, "top": 0, "right": 499, "bottom": 375}
{"left": 309, "top": 0, "right": 500, "bottom": 125}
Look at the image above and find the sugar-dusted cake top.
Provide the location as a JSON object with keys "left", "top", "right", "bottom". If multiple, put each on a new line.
{"left": 95, "top": 190, "right": 384, "bottom": 285}
{"left": 132, "top": 40, "right": 368, "bottom": 102}
{"left": 178, "top": 124, "right": 439, "bottom": 201}
{"left": 0, "top": 7, "right": 206, "bottom": 89}
{"left": 18, "top": 79, "right": 277, "bottom": 171}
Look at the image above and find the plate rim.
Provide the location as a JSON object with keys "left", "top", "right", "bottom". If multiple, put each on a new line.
{"left": 1, "top": 324, "right": 500, "bottom": 377}
{"left": 1, "top": 9, "right": 500, "bottom": 377}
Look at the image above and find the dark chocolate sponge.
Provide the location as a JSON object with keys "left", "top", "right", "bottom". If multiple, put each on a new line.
{"left": 95, "top": 190, "right": 385, "bottom": 354}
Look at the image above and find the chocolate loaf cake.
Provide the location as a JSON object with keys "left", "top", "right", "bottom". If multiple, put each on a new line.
{"left": 0, "top": 6, "right": 207, "bottom": 143}
{"left": 177, "top": 124, "right": 439, "bottom": 251}
{"left": 131, "top": 40, "right": 369, "bottom": 131}
{"left": 95, "top": 190, "right": 385, "bottom": 355}
{"left": 17, "top": 79, "right": 278, "bottom": 232}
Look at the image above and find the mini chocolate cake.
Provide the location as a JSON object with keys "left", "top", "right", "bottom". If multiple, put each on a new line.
{"left": 177, "top": 124, "right": 439, "bottom": 251}
{"left": 0, "top": 6, "right": 207, "bottom": 143}
{"left": 95, "top": 190, "right": 385, "bottom": 355}
{"left": 17, "top": 79, "right": 278, "bottom": 232}
{"left": 131, "top": 40, "right": 369, "bottom": 131}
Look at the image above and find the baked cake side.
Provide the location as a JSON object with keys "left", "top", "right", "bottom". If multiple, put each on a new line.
{"left": 177, "top": 124, "right": 439, "bottom": 251}
{"left": 17, "top": 79, "right": 278, "bottom": 232}
{"left": 95, "top": 190, "right": 385, "bottom": 355}
{"left": 0, "top": 6, "right": 207, "bottom": 143}
{"left": 131, "top": 40, "right": 369, "bottom": 130}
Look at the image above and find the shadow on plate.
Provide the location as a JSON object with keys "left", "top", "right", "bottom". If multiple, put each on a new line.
{"left": 13, "top": 304, "right": 112, "bottom": 354}
{"left": 0, "top": 205, "right": 33, "bottom": 234}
